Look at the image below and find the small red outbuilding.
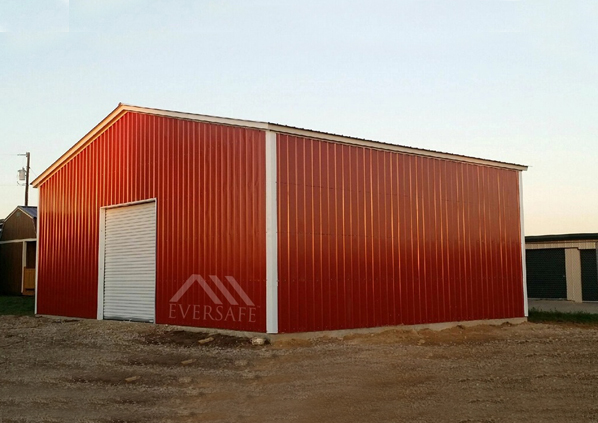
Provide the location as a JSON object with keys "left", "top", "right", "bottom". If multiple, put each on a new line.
{"left": 32, "top": 104, "right": 528, "bottom": 334}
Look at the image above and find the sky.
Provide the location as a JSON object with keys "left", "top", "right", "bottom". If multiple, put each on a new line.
{"left": 0, "top": 0, "right": 596, "bottom": 235}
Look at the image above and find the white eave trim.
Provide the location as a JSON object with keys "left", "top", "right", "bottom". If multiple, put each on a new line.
{"left": 122, "top": 104, "right": 270, "bottom": 130}
{"left": 268, "top": 123, "right": 528, "bottom": 171}
{"left": 32, "top": 105, "right": 127, "bottom": 188}
{"left": 32, "top": 103, "right": 528, "bottom": 188}
{"left": 519, "top": 173, "right": 528, "bottom": 317}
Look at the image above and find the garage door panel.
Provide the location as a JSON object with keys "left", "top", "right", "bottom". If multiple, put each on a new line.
{"left": 104, "top": 267, "right": 155, "bottom": 273}
{"left": 104, "top": 249, "right": 155, "bottom": 256}
{"left": 104, "top": 283, "right": 154, "bottom": 287}
{"left": 102, "top": 202, "right": 156, "bottom": 322}
{"left": 581, "top": 249, "right": 598, "bottom": 301}
{"left": 526, "top": 249, "right": 567, "bottom": 299}
{"left": 103, "top": 275, "right": 155, "bottom": 280}
{"left": 104, "top": 282, "right": 154, "bottom": 286}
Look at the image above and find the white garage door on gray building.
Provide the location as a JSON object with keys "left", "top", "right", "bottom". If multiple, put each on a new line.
{"left": 100, "top": 201, "right": 156, "bottom": 322}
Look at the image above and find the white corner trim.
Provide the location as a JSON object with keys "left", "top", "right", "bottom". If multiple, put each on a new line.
{"left": 21, "top": 241, "right": 27, "bottom": 294}
{"left": 97, "top": 207, "right": 106, "bottom": 320}
{"left": 265, "top": 131, "right": 278, "bottom": 334}
{"left": 519, "top": 172, "right": 528, "bottom": 317}
{"left": 34, "top": 201, "right": 40, "bottom": 314}
{"left": 34, "top": 230, "right": 39, "bottom": 314}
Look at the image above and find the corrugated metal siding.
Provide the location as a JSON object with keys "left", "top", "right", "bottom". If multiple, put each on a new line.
{"left": 277, "top": 135, "right": 524, "bottom": 333}
{"left": 37, "top": 112, "right": 266, "bottom": 332}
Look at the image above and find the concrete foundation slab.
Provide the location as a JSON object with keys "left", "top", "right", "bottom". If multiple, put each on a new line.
{"left": 528, "top": 299, "right": 598, "bottom": 314}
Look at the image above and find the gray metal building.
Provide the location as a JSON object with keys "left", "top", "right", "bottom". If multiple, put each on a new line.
{"left": 526, "top": 234, "right": 598, "bottom": 302}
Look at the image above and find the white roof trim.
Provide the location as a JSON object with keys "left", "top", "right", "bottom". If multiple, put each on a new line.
{"left": 32, "top": 103, "right": 527, "bottom": 187}
{"left": 267, "top": 123, "right": 528, "bottom": 171}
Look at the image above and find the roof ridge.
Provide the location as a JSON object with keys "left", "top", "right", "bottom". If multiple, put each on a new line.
{"left": 32, "top": 103, "right": 528, "bottom": 188}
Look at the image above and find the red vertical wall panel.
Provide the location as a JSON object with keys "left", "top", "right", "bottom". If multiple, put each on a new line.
{"left": 37, "top": 111, "right": 524, "bottom": 334}
{"left": 37, "top": 112, "right": 266, "bottom": 332}
{"left": 277, "top": 134, "right": 524, "bottom": 333}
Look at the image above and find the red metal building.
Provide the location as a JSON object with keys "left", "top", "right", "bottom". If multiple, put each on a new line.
{"left": 32, "top": 104, "right": 528, "bottom": 334}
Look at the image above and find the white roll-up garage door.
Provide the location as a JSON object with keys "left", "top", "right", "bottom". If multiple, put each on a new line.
{"left": 102, "top": 201, "right": 156, "bottom": 322}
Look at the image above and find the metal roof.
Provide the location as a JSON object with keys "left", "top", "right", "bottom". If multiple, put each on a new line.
{"left": 19, "top": 206, "right": 38, "bottom": 219}
{"left": 526, "top": 233, "right": 598, "bottom": 243}
{"left": 32, "top": 103, "right": 528, "bottom": 188}
{"left": 3, "top": 206, "right": 38, "bottom": 222}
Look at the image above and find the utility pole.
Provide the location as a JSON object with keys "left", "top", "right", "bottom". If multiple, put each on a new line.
{"left": 25, "top": 152, "right": 30, "bottom": 206}
{"left": 18, "top": 152, "right": 31, "bottom": 206}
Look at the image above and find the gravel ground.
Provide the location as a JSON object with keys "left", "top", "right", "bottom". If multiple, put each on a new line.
{"left": 1, "top": 316, "right": 598, "bottom": 423}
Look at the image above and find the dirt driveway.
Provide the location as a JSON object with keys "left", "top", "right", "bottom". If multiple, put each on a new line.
{"left": 1, "top": 316, "right": 598, "bottom": 423}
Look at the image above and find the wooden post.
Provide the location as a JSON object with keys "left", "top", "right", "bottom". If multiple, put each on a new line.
{"left": 25, "top": 152, "right": 30, "bottom": 206}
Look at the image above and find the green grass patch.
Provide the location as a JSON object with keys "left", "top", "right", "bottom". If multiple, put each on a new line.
{"left": 528, "top": 308, "right": 598, "bottom": 325}
{"left": 0, "top": 296, "right": 35, "bottom": 316}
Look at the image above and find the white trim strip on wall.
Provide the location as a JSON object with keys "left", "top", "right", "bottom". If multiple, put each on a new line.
{"left": 0, "top": 238, "right": 36, "bottom": 244}
{"left": 97, "top": 207, "right": 106, "bottom": 320}
{"left": 265, "top": 130, "right": 279, "bottom": 334}
{"left": 100, "top": 198, "right": 157, "bottom": 211}
{"left": 526, "top": 242, "right": 598, "bottom": 250}
{"left": 21, "top": 241, "right": 27, "bottom": 294}
{"left": 565, "top": 248, "right": 583, "bottom": 303}
{"left": 519, "top": 172, "right": 528, "bottom": 317}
